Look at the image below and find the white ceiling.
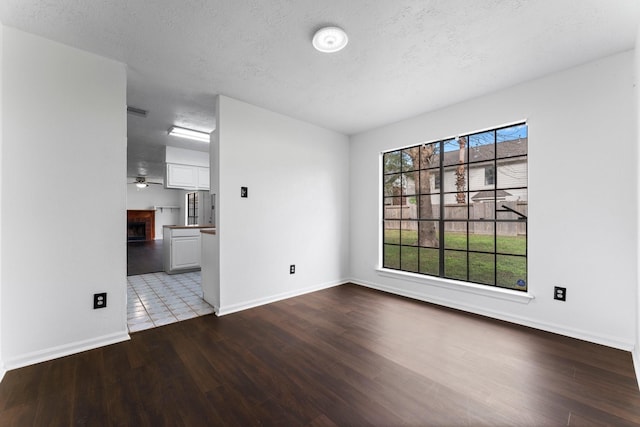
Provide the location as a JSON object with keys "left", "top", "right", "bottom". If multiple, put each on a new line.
{"left": 1, "top": 1, "right": 639, "bottom": 179}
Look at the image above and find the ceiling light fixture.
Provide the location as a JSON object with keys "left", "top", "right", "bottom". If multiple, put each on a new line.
{"left": 134, "top": 177, "right": 149, "bottom": 189}
{"left": 168, "top": 126, "right": 210, "bottom": 143}
{"left": 312, "top": 26, "right": 348, "bottom": 53}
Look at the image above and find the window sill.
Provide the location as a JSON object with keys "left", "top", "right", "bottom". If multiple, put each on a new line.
{"left": 375, "top": 268, "right": 535, "bottom": 304}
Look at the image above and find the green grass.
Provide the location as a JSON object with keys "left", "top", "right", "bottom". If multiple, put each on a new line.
{"left": 383, "top": 230, "right": 527, "bottom": 290}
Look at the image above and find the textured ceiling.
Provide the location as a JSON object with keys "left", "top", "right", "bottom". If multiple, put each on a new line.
{"left": 1, "top": 0, "right": 639, "bottom": 178}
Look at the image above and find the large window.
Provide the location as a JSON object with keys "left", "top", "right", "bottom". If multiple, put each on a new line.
{"left": 382, "top": 123, "right": 528, "bottom": 291}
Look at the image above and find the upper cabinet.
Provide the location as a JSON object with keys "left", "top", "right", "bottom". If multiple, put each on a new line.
{"left": 165, "top": 146, "right": 210, "bottom": 190}
{"left": 166, "top": 164, "right": 210, "bottom": 190}
{"left": 197, "top": 166, "right": 210, "bottom": 189}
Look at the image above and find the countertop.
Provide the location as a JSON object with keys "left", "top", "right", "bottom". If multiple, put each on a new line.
{"left": 163, "top": 224, "right": 215, "bottom": 229}
{"left": 200, "top": 229, "right": 216, "bottom": 235}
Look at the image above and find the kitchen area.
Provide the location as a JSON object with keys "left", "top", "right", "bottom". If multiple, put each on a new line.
{"left": 126, "top": 143, "right": 216, "bottom": 332}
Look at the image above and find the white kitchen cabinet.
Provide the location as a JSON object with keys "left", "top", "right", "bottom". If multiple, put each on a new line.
{"left": 166, "top": 164, "right": 209, "bottom": 190}
{"left": 171, "top": 235, "right": 201, "bottom": 270}
{"left": 166, "top": 163, "right": 197, "bottom": 189}
{"left": 163, "top": 226, "right": 214, "bottom": 273}
{"left": 196, "top": 166, "right": 210, "bottom": 190}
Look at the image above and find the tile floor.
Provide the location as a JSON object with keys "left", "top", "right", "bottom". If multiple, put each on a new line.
{"left": 127, "top": 271, "right": 215, "bottom": 333}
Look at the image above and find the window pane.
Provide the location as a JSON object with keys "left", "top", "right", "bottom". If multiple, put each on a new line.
{"left": 400, "top": 246, "right": 419, "bottom": 272}
{"left": 497, "top": 125, "right": 527, "bottom": 158}
{"left": 400, "top": 221, "right": 418, "bottom": 246}
{"left": 444, "top": 223, "right": 466, "bottom": 250}
{"left": 418, "top": 221, "right": 439, "bottom": 248}
{"left": 497, "top": 124, "right": 527, "bottom": 143}
{"left": 469, "top": 223, "right": 494, "bottom": 252}
{"left": 444, "top": 250, "right": 467, "bottom": 281}
{"left": 497, "top": 157, "right": 527, "bottom": 189}
{"left": 470, "top": 199, "right": 495, "bottom": 220}
{"left": 383, "top": 244, "right": 400, "bottom": 269}
{"left": 384, "top": 151, "right": 402, "bottom": 174}
{"left": 383, "top": 173, "right": 402, "bottom": 197}
{"left": 402, "top": 147, "right": 420, "bottom": 171}
{"left": 404, "top": 197, "right": 418, "bottom": 219}
{"left": 418, "top": 195, "right": 439, "bottom": 219}
{"left": 443, "top": 138, "right": 467, "bottom": 166}
{"left": 469, "top": 252, "right": 495, "bottom": 285}
{"left": 496, "top": 201, "right": 527, "bottom": 221}
{"left": 402, "top": 172, "right": 418, "bottom": 196}
{"left": 383, "top": 197, "right": 393, "bottom": 211}
{"left": 444, "top": 199, "right": 468, "bottom": 219}
{"left": 443, "top": 165, "right": 467, "bottom": 193}
{"left": 496, "top": 227, "right": 526, "bottom": 255}
{"left": 419, "top": 248, "right": 439, "bottom": 276}
{"left": 418, "top": 169, "right": 439, "bottom": 194}
{"left": 469, "top": 161, "right": 495, "bottom": 191}
{"left": 468, "top": 131, "right": 495, "bottom": 164}
{"left": 469, "top": 130, "right": 495, "bottom": 146}
{"left": 383, "top": 203, "right": 402, "bottom": 221}
{"left": 496, "top": 255, "right": 527, "bottom": 290}
{"left": 421, "top": 142, "right": 440, "bottom": 169}
{"left": 383, "top": 222, "right": 400, "bottom": 244}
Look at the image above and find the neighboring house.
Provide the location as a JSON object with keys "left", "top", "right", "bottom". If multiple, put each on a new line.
{"left": 385, "top": 138, "right": 528, "bottom": 208}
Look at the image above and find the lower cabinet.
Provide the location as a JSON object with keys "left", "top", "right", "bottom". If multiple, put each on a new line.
{"left": 171, "top": 236, "right": 201, "bottom": 270}
{"left": 163, "top": 227, "right": 212, "bottom": 273}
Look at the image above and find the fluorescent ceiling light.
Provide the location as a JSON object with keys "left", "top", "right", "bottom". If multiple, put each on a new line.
{"left": 168, "top": 126, "right": 210, "bottom": 143}
{"left": 312, "top": 27, "right": 348, "bottom": 53}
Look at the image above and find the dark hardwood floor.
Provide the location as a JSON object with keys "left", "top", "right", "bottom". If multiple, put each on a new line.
{"left": 127, "top": 240, "right": 164, "bottom": 276}
{"left": 1, "top": 284, "right": 640, "bottom": 426}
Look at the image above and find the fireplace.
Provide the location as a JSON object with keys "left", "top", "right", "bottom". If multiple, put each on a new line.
{"left": 128, "top": 222, "right": 147, "bottom": 241}
{"left": 127, "top": 210, "right": 155, "bottom": 242}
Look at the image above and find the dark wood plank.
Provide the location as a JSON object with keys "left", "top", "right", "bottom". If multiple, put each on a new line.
{"left": 127, "top": 240, "right": 164, "bottom": 276}
{"left": 1, "top": 283, "right": 640, "bottom": 426}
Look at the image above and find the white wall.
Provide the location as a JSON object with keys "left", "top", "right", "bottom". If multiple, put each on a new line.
{"left": 350, "top": 51, "right": 637, "bottom": 350}
{"left": 0, "top": 19, "right": 4, "bottom": 382}
{"left": 1, "top": 27, "right": 128, "bottom": 368}
{"left": 635, "top": 28, "right": 640, "bottom": 383}
{"left": 127, "top": 181, "right": 182, "bottom": 238}
{"left": 214, "top": 95, "right": 350, "bottom": 314}
{"left": 203, "top": 103, "right": 220, "bottom": 309}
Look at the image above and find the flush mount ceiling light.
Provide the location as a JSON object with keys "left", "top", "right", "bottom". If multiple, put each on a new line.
{"left": 312, "top": 26, "right": 348, "bottom": 53}
{"left": 168, "top": 126, "right": 210, "bottom": 143}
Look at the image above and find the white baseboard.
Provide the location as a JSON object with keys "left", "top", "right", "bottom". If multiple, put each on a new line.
{"left": 633, "top": 348, "right": 640, "bottom": 390}
{"left": 350, "top": 278, "right": 634, "bottom": 351}
{"left": 216, "top": 279, "right": 346, "bottom": 317}
{"left": 3, "top": 330, "right": 130, "bottom": 371}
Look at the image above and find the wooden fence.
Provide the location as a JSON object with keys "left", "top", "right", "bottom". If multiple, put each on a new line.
{"left": 384, "top": 201, "right": 527, "bottom": 236}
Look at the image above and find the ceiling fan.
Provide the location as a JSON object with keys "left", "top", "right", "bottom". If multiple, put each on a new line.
{"left": 129, "top": 176, "right": 162, "bottom": 188}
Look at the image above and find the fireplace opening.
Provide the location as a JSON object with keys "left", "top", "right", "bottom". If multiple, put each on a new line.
{"left": 127, "top": 222, "right": 147, "bottom": 241}
{"left": 126, "top": 210, "right": 155, "bottom": 242}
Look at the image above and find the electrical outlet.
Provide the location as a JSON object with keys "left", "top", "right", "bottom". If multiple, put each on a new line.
{"left": 94, "top": 292, "right": 107, "bottom": 309}
{"left": 241, "top": 187, "right": 248, "bottom": 198}
{"left": 290, "top": 265, "right": 295, "bottom": 274}
{"left": 554, "top": 286, "right": 566, "bottom": 301}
